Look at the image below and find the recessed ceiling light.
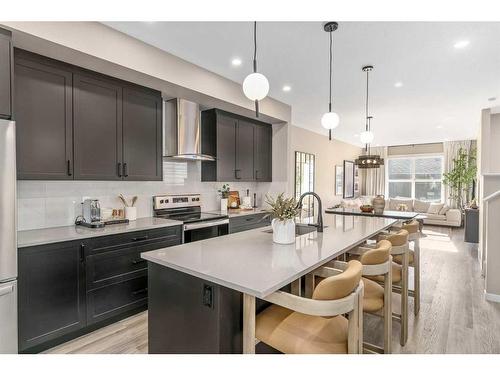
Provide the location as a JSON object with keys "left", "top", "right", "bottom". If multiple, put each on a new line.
{"left": 454, "top": 40, "right": 470, "bottom": 49}
{"left": 282, "top": 85, "right": 291, "bottom": 92}
{"left": 231, "top": 58, "right": 242, "bottom": 66}
{"left": 436, "top": 125, "right": 443, "bottom": 129}
{"left": 394, "top": 82, "right": 403, "bottom": 88}
{"left": 354, "top": 134, "right": 359, "bottom": 137}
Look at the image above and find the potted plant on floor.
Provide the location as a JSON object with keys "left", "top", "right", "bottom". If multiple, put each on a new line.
{"left": 265, "top": 193, "right": 300, "bottom": 244}
{"left": 443, "top": 147, "right": 477, "bottom": 211}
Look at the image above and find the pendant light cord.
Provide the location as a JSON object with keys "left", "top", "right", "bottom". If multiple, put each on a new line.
{"left": 365, "top": 68, "right": 370, "bottom": 152}
{"left": 329, "top": 30, "right": 333, "bottom": 112}
{"left": 253, "top": 21, "right": 257, "bottom": 73}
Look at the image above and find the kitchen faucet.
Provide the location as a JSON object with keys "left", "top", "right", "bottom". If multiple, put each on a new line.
{"left": 296, "top": 192, "right": 324, "bottom": 232}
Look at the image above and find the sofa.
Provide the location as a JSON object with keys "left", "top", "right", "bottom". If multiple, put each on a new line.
{"left": 340, "top": 196, "right": 462, "bottom": 227}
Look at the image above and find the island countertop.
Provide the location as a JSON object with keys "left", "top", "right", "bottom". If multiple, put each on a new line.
{"left": 17, "top": 217, "right": 183, "bottom": 248}
{"left": 142, "top": 215, "right": 397, "bottom": 298}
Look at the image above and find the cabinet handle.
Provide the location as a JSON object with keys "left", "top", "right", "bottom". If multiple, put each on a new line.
{"left": 255, "top": 170, "right": 259, "bottom": 180}
{"left": 131, "top": 235, "right": 148, "bottom": 242}
{"left": 123, "top": 163, "right": 128, "bottom": 178}
{"left": 132, "top": 259, "right": 146, "bottom": 265}
{"left": 79, "top": 243, "right": 85, "bottom": 262}
{"left": 67, "top": 160, "right": 72, "bottom": 176}
{"left": 131, "top": 288, "right": 148, "bottom": 296}
{"left": 235, "top": 169, "right": 241, "bottom": 179}
{"left": 117, "top": 162, "right": 122, "bottom": 177}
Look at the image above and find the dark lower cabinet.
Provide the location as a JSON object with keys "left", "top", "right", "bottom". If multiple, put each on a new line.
{"left": 73, "top": 73, "right": 123, "bottom": 180}
{"left": 122, "top": 86, "right": 162, "bottom": 181}
{"left": 14, "top": 50, "right": 74, "bottom": 179}
{"left": 0, "top": 28, "right": 12, "bottom": 119}
{"left": 229, "top": 212, "right": 271, "bottom": 234}
{"left": 18, "top": 241, "right": 86, "bottom": 353}
{"left": 18, "top": 225, "right": 182, "bottom": 353}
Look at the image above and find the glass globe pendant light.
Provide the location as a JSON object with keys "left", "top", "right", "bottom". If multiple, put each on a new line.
{"left": 321, "top": 22, "right": 340, "bottom": 141}
{"left": 242, "top": 21, "right": 269, "bottom": 117}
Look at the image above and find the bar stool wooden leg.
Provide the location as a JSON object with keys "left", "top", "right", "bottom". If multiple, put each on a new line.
{"left": 305, "top": 273, "right": 314, "bottom": 298}
{"left": 383, "top": 259, "right": 392, "bottom": 354}
{"left": 400, "top": 251, "right": 409, "bottom": 346}
{"left": 414, "top": 237, "right": 421, "bottom": 316}
{"left": 243, "top": 293, "right": 256, "bottom": 354}
{"left": 291, "top": 278, "right": 302, "bottom": 296}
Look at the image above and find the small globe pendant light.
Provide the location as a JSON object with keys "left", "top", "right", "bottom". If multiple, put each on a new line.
{"left": 321, "top": 22, "right": 340, "bottom": 141}
{"left": 242, "top": 21, "right": 269, "bottom": 117}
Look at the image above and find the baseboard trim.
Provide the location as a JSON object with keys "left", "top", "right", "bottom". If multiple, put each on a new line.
{"left": 484, "top": 291, "right": 500, "bottom": 303}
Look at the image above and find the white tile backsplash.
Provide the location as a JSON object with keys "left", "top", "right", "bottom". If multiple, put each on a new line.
{"left": 17, "top": 161, "right": 286, "bottom": 230}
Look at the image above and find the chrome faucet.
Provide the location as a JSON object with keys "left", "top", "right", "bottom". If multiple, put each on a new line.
{"left": 296, "top": 192, "right": 324, "bottom": 232}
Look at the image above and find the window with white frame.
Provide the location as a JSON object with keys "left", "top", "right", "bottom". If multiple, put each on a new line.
{"left": 386, "top": 155, "right": 444, "bottom": 202}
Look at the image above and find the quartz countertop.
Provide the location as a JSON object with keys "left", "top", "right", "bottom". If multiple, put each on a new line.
{"left": 207, "top": 208, "right": 266, "bottom": 218}
{"left": 17, "top": 217, "right": 183, "bottom": 248}
{"left": 142, "top": 215, "right": 397, "bottom": 298}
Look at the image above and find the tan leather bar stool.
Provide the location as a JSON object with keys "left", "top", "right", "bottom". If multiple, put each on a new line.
{"left": 255, "top": 261, "right": 364, "bottom": 354}
{"left": 375, "top": 229, "right": 410, "bottom": 346}
{"left": 392, "top": 220, "right": 421, "bottom": 316}
{"left": 329, "top": 240, "right": 393, "bottom": 354}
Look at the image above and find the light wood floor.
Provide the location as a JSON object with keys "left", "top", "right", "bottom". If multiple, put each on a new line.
{"left": 45, "top": 226, "right": 500, "bottom": 354}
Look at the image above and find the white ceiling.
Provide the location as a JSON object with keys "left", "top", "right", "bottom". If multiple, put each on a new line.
{"left": 104, "top": 21, "right": 500, "bottom": 147}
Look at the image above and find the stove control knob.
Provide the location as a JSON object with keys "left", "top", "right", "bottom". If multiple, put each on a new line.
{"left": 160, "top": 199, "right": 164, "bottom": 204}
{"left": 192, "top": 198, "right": 195, "bottom": 201}
{"left": 196, "top": 197, "right": 200, "bottom": 201}
{"left": 165, "top": 199, "right": 169, "bottom": 203}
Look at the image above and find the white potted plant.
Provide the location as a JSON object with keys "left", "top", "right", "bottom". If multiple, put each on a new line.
{"left": 217, "top": 184, "right": 230, "bottom": 213}
{"left": 265, "top": 193, "right": 300, "bottom": 244}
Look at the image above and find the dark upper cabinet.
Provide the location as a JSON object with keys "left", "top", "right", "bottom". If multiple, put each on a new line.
{"left": 235, "top": 119, "right": 255, "bottom": 181}
{"left": 14, "top": 50, "right": 74, "bottom": 179}
{"left": 254, "top": 124, "right": 272, "bottom": 182}
{"left": 201, "top": 109, "right": 272, "bottom": 182}
{"left": 0, "top": 28, "right": 12, "bottom": 119}
{"left": 73, "top": 73, "right": 123, "bottom": 180}
{"left": 13, "top": 49, "right": 163, "bottom": 181}
{"left": 122, "top": 86, "right": 162, "bottom": 181}
{"left": 18, "top": 241, "right": 86, "bottom": 352}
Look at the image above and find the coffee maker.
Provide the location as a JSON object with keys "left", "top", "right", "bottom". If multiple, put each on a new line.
{"left": 80, "top": 199, "right": 104, "bottom": 228}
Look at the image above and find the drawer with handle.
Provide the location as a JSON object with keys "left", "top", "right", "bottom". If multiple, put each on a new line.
{"left": 86, "top": 276, "right": 148, "bottom": 325}
{"left": 229, "top": 212, "right": 270, "bottom": 234}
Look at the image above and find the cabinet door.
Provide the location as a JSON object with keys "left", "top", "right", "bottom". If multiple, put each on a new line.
{"left": 122, "top": 87, "right": 162, "bottom": 181}
{"left": 18, "top": 241, "right": 86, "bottom": 352}
{"left": 14, "top": 53, "right": 74, "bottom": 179}
{"left": 73, "top": 73, "right": 123, "bottom": 180}
{"left": 254, "top": 124, "right": 272, "bottom": 182}
{"left": 235, "top": 120, "right": 255, "bottom": 181}
{"left": 0, "top": 30, "right": 12, "bottom": 119}
{"left": 216, "top": 113, "right": 237, "bottom": 181}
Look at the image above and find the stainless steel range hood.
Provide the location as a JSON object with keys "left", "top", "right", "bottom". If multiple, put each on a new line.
{"left": 163, "top": 98, "right": 216, "bottom": 161}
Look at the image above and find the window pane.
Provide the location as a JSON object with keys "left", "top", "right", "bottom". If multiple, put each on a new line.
{"left": 388, "top": 158, "right": 412, "bottom": 180}
{"left": 415, "top": 157, "right": 442, "bottom": 179}
{"left": 389, "top": 181, "right": 412, "bottom": 198}
{"left": 415, "top": 182, "right": 442, "bottom": 202}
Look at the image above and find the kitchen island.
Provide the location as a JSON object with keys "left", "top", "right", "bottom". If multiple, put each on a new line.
{"left": 141, "top": 214, "right": 397, "bottom": 354}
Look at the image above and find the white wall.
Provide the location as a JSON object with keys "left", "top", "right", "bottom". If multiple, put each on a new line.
{"left": 288, "top": 125, "right": 362, "bottom": 208}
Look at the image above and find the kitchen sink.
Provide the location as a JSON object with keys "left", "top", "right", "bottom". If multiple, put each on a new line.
{"left": 263, "top": 224, "right": 326, "bottom": 237}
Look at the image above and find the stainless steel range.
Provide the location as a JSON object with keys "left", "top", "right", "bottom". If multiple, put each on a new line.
{"left": 153, "top": 194, "right": 229, "bottom": 243}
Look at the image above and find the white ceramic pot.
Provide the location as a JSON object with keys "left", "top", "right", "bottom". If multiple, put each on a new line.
{"left": 125, "top": 206, "right": 137, "bottom": 221}
{"left": 220, "top": 198, "right": 228, "bottom": 213}
{"left": 272, "top": 218, "right": 296, "bottom": 244}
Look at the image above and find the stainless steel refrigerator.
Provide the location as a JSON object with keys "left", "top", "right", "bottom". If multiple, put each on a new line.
{"left": 0, "top": 119, "right": 17, "bottom": 353}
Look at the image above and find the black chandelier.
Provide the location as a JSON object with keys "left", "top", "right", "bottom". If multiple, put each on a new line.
{"left": 355, "top": 65, "right": 384, "bottom": 169}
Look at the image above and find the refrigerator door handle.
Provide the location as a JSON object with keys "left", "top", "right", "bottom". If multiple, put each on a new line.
{"left": 0, "top": 284, "right": 14, "bottom": 297}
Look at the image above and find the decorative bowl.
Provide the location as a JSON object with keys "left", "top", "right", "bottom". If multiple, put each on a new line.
{"left": 360, "top": 205, "right": 374, "bottom": 213}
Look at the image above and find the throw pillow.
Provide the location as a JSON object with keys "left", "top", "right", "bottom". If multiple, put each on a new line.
{"left": 439, "top": 204, "right": 450, "bottom": 215}
{"left": 414, "top": 199, "right": 431, "bottom": 213}
{"left": 427, "top": 202, "right": 445, "bottom": 215}
{"left": 390, "top": 198, "right": 414, "bottom": 211}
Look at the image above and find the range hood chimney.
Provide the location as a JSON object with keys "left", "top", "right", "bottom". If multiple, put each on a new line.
{"left": 163, "top": 98, "right": 215, "bottom": 161}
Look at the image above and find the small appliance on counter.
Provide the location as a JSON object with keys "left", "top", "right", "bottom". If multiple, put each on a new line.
{"left": 75, "top": 199, "right": 129, "bottom": 228}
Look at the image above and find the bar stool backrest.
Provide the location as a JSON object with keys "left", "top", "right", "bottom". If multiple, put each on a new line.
{"left": 360, "top": 240, "right": 392, "bottom": 265}
{"left": 312, "top": 260, "right": 362, "bottom": 301}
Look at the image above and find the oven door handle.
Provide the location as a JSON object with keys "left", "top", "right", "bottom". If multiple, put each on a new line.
{"left": 184, "top": 219, "right": 229, "bottom": 231}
